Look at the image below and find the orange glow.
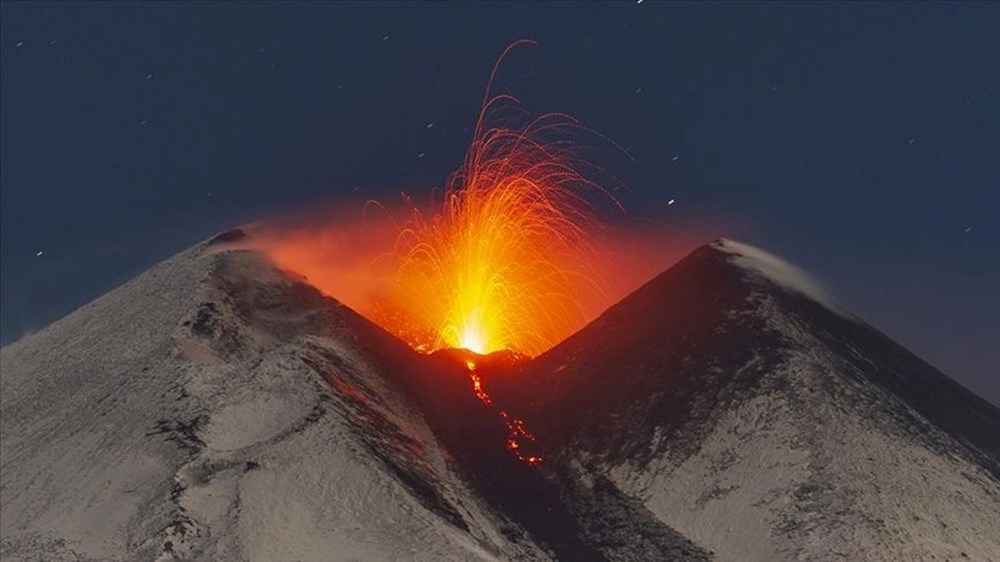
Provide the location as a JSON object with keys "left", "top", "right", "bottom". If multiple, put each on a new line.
{"left": 239, "top": 42, "right": 728, "bottom": 467}
{"left": 245, "top": 39, "right": 718, "bottom": 357}
{"left": 247, "top": 213, "right": 715, "bottom": 352}
{"left": 464, "top": 359, "right": 543, "bottom": 465}
{"left": 378, "top": 39, "right": 620, "bottom": 357}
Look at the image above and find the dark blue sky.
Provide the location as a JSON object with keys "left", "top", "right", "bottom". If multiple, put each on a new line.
{"left": 2, "top": 2, "right": 997, "bottom": 403}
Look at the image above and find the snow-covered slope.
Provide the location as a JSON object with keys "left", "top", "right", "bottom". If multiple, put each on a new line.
{"left": 3, "top": 234, "right": 997, "bottom": 561}
{"left": 511, "top": 239, "right": 1000, "bottom": 561}
{"left": 0, "top": 232, "right": 546, "bottom": 562}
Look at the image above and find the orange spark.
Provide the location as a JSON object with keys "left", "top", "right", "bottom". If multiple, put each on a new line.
{"left": 379, "top": 39, "right": 620, "bottom": 357}
{"left": 464, "top": 360, "right": 543, "bottom": 465}
{"left": 242, "top": 41, "right": 717, "bottom": 467}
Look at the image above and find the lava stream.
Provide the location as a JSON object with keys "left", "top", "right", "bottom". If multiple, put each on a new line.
{"left": 467, "top": 360, "right": 543, "bottom": 465}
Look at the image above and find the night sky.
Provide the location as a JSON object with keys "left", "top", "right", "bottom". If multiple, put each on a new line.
{"left": 2, "top": 2, "right": 997, "bottom": 403}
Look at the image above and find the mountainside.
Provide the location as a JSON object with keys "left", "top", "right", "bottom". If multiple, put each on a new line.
{"left": 0, "top": 233, "right": 548, "bottom": 561}
{"left": 2, "top": 234, "right": 998, "bottom": 561}
{"left": 506, "top": 240, "right": 1000, "bottom": 561}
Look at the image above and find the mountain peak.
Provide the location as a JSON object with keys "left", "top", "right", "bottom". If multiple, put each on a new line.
{"left": 698, "top": 238, "right": 843, "bottom": 315}
{"left": 2, "top": 234, "right": 998, "bottom": 561}
{"left": 508, "top": 239, "right": 1000, "bottom": 560}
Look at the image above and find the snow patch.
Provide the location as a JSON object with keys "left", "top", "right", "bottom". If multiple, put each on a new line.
{"left": 712, "top": 239, "right": 846, "bottom": 316}
{"left": 201, "top": 397, "right": 303, "bottom": 452}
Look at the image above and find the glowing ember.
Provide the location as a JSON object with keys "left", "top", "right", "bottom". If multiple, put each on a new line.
{"left": 465, "top": 358, "right": 543, "bottom": 465}
{"left": 250, "top": 41, "right": 643, "bottom": 467}
{"left": 380, "top": 39, "right": 619, "bottom": 357}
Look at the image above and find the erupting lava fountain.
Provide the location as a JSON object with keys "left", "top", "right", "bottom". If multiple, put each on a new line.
{"left": 377, "top": 39, "right": 622, "bottom": 358}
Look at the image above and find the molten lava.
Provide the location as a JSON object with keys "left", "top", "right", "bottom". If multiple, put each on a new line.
{"left": 372, "top": 40, "right": 623, "bottom": 466}
{"left": 466, "top": 360, "right": 543, "bottom": 465}
{"left": 238, "top": 40, "right": 724, "bottom": 467}
{"left": 380, "top": 39, "right": 619, "bottom": 357}
{"left": 249, "top": 41, "right": 691, "bottom": 467}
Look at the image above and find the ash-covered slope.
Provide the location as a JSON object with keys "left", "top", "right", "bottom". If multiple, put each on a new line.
{"left": 0, "top": 232, "right": 547, "bottom": 562}
{"left": 510, "top": 239, "right": 1000, "bottom": 561}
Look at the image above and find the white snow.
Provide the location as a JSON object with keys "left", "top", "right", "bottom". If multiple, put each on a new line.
{"left": 1, "top": 242, "right": 547, "bottom": 561}
{"left": 4, "top": 234, "right": 996, "bottom": 561}
{"left": 603, "top": 290, "right": 1000, "bottom": 561}
{"left": 610, "top": 392, "right": 810, "bottom": 561}
{"left": 712, "top": 239, "right": 846, "bottom": 316}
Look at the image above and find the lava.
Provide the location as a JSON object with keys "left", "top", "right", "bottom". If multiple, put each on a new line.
{"left": 465, "top": 359, "right": 543, "bottom": 465}
{"left": 378, "top": 39, "right": 620, "bottom": 357}
{"left": 377, "top": 41, "right": 616, "bottom": 465}
{"left": 245, "top": 41, "right": 709, "bottom": 467}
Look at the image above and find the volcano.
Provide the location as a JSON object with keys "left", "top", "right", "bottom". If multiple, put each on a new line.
{"left": 2, "top": 233, "right": 998, "bottom": 561}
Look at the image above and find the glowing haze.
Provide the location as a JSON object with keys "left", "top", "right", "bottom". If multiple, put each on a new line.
{"left": 383, "top": 41, "right": 619, "bottom": 356}
{"left": 248, "top": 41, "right": 712, "bottom": 358}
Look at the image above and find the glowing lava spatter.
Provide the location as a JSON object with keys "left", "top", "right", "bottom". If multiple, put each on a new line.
{"left": 466, "top": 360, "right": 543, "bottom": 465}
{"left": 382, "top": 39, "right": 620, "bottom": 357}
{"left": 374, "top": 40, "right": 619, "bottom": 465}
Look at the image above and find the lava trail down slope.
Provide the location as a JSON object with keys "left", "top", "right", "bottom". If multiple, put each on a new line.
{"left": 2, "top": 233, "right": 998, "bottom": 561}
